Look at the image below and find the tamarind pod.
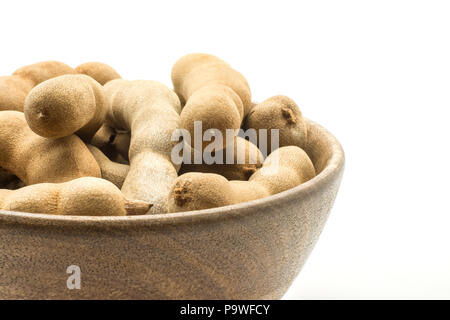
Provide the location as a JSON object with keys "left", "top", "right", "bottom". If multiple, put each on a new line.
{"left": 168, "top": 146, "right": 315, "bottom": 212}
{"left": 0, "top": 177, "right": 150, "bottom": 216}
{"left": 244, "top": 95, "right": 308, "bottom": 151}
{"left": 24, "top": 74, "right": 108, "bottom": 141}
{"left": 172, "top": 54, "right": 251, "bottom": 150}
{"left": 76, "top": 62, "right": 121, "bottom": 85}
{"left": 104, "top": 79, "right": 181, "bottom": 214}
{"left": 0, "top": 111, "right": 101, "bottom": 185}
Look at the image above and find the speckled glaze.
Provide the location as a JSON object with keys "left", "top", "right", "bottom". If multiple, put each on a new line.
{"left": 0, "top": 120, "right": 344, "bottom": 300}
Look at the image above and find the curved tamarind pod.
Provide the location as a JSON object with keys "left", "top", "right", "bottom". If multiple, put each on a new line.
{"left": 172, "top": 53, "right": 251, "bottom": 112}
{"left": 244, "top": 95, "right": 308, "bottom": 151}
{"left": 0, "top": 177, "right": 150, "bottom": 216}
{"left": 24, "top": 74, "right": 108, "bottom": 141}
{"left": 171, "top": 53, "right": 225, "bottom": 100}
{"left": 104, "top": 79, "right": 181, "bottom": 214}
{"left": 76, "top": 62, "right": 121, "bottom": 85}
{"left": 0, "top": 61, "right": 77, "bottom": 112}
{"left": 168, "top": 146, "right": 315, "bottom": 212}
{"left": 0, "top": 111, "right": 101, "bottom": 185}
{"left": 180, "top": 84, "right": 244, "bottom": 150}
{"left": 172, "top": 53, "right": 251, "bottom": 150}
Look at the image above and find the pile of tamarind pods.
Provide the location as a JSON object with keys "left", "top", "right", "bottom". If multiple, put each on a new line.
{"left": 0, "top": 54, "right": 316, "bottom": 216}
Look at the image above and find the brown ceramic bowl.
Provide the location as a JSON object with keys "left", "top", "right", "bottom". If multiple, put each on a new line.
{"left": 0, "top": 119, "right": 344, "bottom": 300}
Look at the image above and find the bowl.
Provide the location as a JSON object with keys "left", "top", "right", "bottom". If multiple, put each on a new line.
{"left": 0, "top": 119, "right": 344, "bottom": 299}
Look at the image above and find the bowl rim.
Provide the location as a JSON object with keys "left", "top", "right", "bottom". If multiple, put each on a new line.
{"left": 0, "top": 119, "right": 344, "bottom": 228}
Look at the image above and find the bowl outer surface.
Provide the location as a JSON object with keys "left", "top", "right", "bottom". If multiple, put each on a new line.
{"left": 0, "top": 119, "right": 344, "bottom": 299}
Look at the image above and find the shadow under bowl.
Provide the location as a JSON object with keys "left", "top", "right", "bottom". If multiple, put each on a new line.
{"left": 0, "top": 119, "right": 344, "bottom": 299}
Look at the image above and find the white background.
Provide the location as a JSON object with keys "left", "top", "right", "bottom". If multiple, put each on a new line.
{"left": 1, "top": 0, "right": 449, "bottom": 299}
